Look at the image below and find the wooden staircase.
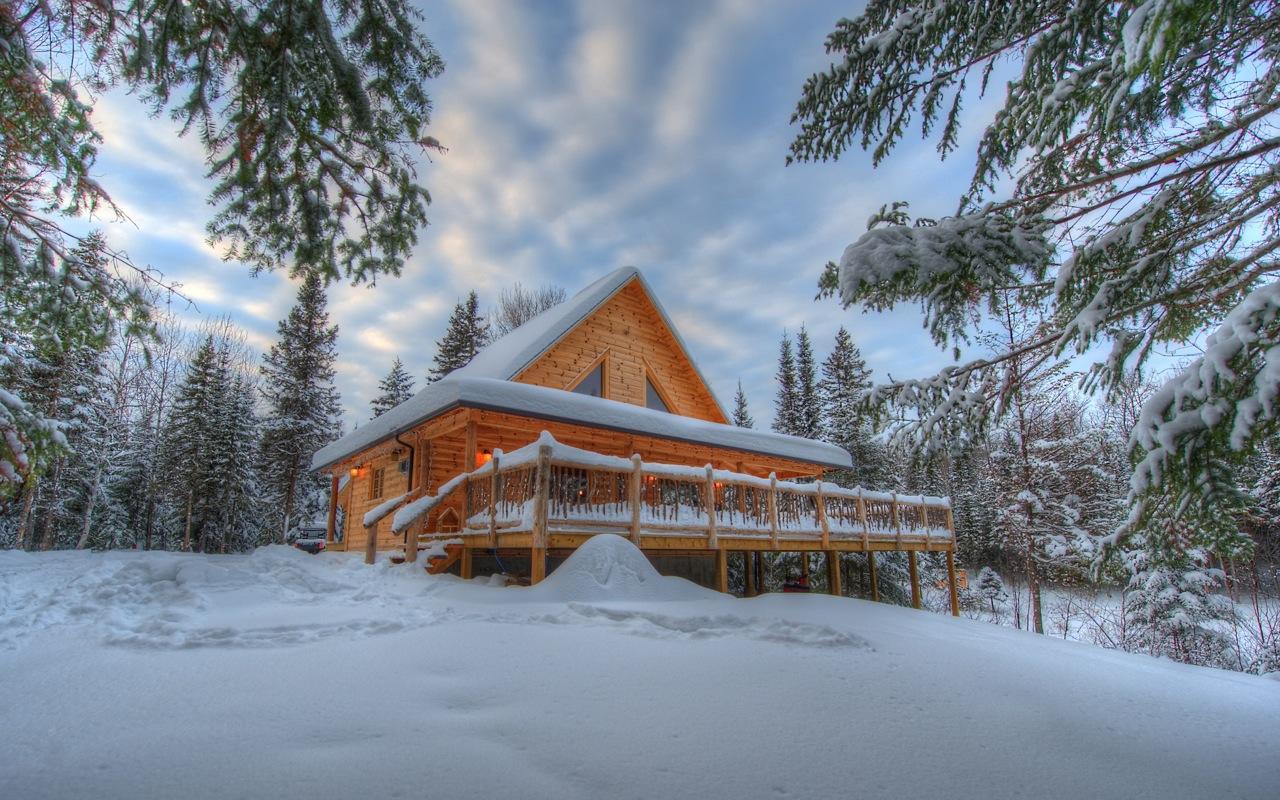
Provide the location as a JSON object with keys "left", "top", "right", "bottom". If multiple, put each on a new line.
{"left": 425, "top": 543, "right": 463, "bottom": 574}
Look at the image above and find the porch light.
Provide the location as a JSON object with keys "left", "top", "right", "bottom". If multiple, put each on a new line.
{"left": 349, "top": 466, "right": 360, "bottom": 478}
{"left": 476, "top": 449, "right": 493, "bottom": 468}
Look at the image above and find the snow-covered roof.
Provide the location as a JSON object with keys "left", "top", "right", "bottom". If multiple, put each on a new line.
{"left": 311, "top": 376, "right": 851, "bottom": 472}
{"left": 450, "top": 266, "right": 728, "bottom": 418}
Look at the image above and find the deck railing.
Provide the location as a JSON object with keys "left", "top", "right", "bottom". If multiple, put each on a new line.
{"left": 360, "top": 432, "right": 952, "bottom": 566}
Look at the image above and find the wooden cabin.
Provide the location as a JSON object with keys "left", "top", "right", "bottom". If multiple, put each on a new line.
{"left": 312, "top": 267, "right": 958, "bottom": 610}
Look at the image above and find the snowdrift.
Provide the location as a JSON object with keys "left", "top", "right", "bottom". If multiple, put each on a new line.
{"left": 523, "top": 533, "right": 714, "bottom": 603}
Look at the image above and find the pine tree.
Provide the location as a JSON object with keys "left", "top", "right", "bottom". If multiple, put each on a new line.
{"left": 819, "top": 326, "right": 880, "bottom": 487}
{"left": 772, "top": 332, "right": 799, "bottom": 436}
{"left": 371, "top": 358, "right": 415, "bottom": 418}
{"left": 1, "top": 2, "right": 442, "bottom": 493}
{"left": 259, "top": 275, "right": 343, "bottom": 542}
{"left": 429, "top": 292, "right": 488, "bottom": 382}
{"left": 794, "top": 326, "right": 821, "bottom": 440}
{"left": 975, "top": 567, "right": 1008, "bottom": 614}
{"left": 789, "top": 1, "right": 1280, "bottom": 562}
{"left": 731, "top": 382, "right": 754, "bottom": 428}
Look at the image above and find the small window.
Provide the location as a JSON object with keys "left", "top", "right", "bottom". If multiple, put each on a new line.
{"left": 369, "top": 467, "right": 386, "bottom": 500}
{"left": 645, "top": 376, "right": 671, "bottom": 413}
{"left": 572, "top": 362, "right": 604, "bottom": 398}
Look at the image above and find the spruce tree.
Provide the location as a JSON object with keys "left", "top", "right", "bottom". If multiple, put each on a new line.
{"left": 429, "top": 292, "right": 489, "bottom": 382}
{"left": 772, "top": 332, "right": 799, "bottom": 436}
{"left": 371, "top": 358, "right": 415, "bottom": 418}
{"left": 795, "top": 326, "right": 822, "bottom": 440}
{"left": 819, "top": 326, "right": 880, "bottom": 487}
{"left": 790, "top": 1, "right": 1280, "bottom": 562}
{"left": 975, "top": 567, "right": 1008, "bottom": 614}
{"left": 259, "top": 274, "right": 343, "bottom": 542}
{"left": 731, "top": 382, "right": 755, "bottom": 428}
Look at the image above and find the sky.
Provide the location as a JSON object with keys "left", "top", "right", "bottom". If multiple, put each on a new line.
{"left": 83, "top": 0, "right": 998, "bottom": 430}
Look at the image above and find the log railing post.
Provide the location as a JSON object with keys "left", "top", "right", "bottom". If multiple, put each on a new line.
{"left": 891, "top": 492, "right": 902, "bottom": 548}
{"left": 629, "top": 455, "right": 642, "bottom": 545}
{"left": 946, "top": 549, "right": 960, "bottom": 617}
{"left": 918, "top": 500, "right": 930, "bottom": 546}
{"left": 488, "top": 449, "right": 501, "bottom": 549}
{"left": 816, "top": 481, "right": 830, "bottom": 549}
{"left": 530, "top": 443, "right": 551, "bottom": 585}
{"left": 856, "top": 490, "right": 869, "bottom": 549}
{"left": 704, "top": 465, "right": 718, "bottom": 548}
{"left": 767, "top": 473, "right": 779, "bottom": 549}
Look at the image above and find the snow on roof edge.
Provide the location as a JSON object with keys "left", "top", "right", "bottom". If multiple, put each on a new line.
{"left": 310, "top": 376, "right": 850, "bottom": 473}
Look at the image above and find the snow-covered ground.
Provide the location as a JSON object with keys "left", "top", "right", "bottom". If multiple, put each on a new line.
{"left": 1, "top": 537, "right": 1277, "bottom": 799}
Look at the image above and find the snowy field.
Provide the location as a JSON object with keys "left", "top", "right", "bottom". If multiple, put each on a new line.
{"left": 1, "top": 537, "right": 1278, "bottom": 800}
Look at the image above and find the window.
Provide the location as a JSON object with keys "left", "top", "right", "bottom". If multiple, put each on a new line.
{"left": 571, "top": 362, "right": 605, "bottom": 398}
{"left": 369, "top": 466, "right": 386, "bottom": 500}
{"left": 645, "top": 376, "right": 671, "bottom": 413}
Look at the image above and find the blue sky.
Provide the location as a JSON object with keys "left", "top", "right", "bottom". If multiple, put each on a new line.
{"left": 85, "top": 0, "right": 997, "bottom": 430}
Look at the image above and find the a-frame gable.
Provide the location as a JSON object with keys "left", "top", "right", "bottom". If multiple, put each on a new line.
{"left": 515, "top": 278, "right": 728, "bottom": 424}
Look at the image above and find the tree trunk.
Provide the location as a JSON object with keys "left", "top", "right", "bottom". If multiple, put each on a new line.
{"left": 182, "top": 490, "right": 194, "bottom": 551}
{"left": 39, "top": 461, "right": 63, "bottom": 550}
{"left": 75, "top": 465, "right": 104, "bottom": 550}
{"left": 1026, "top": 539, "right": 1044, "bottom": 634}
{"left": 15, "top": 479, "right": 37, "bottom": 550}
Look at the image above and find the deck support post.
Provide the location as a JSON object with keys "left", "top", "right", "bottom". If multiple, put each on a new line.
{"left": 461, "top": 547, "right": 473, "bottom": 580}
{"left": 826, "top": 551, "right": 842, "bottom": 596}
{"left": 800, "top": 553, "right": 810, "bottom": 585}
{"left": 946, "top": 549, "right": 960, "bottom": 617}
{"left": 715, "top": 548, "right": 728, "bottom": 594}
{"left": 628, "top": 455, "right": 642, "bottom": 546}
{"left": 530, "top": 442, "right": 551, "bottom": 585}
{"left": 363, "top": 522, "right": 377, "bottom": 565}
{"left": 745, "top": 552, "right": 757, "bottom": 597}
{"left": 325, "top": 473, "right": 339, "bottom": 544}
{"left": 867, "top": 551, "right": 879, "bottom": 602}
{"left": 908, "top": 550, "right": 921, "bottom": 609}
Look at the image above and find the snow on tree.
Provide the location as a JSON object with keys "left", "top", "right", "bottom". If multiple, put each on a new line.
{"left": 1123, "top": 529, "right": 1238, "bottom": 668}
{"left": 429, "top": 292, "right": 489, "bottom": 383}
{"left": 975, "top": 567, "right": 1008, "bottom": 614}
{"left": 772, "top": 332, "right": 800, "bottom": 436}
{"left": 794, "top": 327, "right": 822, "bottom": 440}
{"left": 0, "top": 1, "right": 443, "bottom": 495}
{"left": 788, "top": 0, "right": 1280, "bottom": 563}
{"left": 819, "top": 326, "right": 881, "bottom": 488}
{"left": 487, "top": 283, "right": 567, "bottom": 341}
{"left": 259, "top": 275, "right": 343, "bottom": 543}
{"left": 371, "top": 358, "right": 416, "bottom": 418}
{"left": 731, "top": 381, "right": 755, "bottom": 428}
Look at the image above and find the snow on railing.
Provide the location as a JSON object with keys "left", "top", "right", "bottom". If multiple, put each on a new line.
{"left": 366, "top": 432, "right": 953, "bottom": 566}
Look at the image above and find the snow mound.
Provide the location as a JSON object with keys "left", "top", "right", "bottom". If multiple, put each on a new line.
{"left": 525, "top": 534, "right": 713, "bottom": 603}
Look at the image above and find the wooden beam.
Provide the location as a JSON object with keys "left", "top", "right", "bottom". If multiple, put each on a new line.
{"left": 464, "top": 420, "right": 478, "bottom": 471}
{"left": 908, "top": 550, "right": 921, "bottom": 609}
{"left": 325, "top": 473, "right": 339, "bottom": 544}
{"left": 628, "top": 454, "right": 642, "bottom": 545}
{"left": 745, "top": 551, "right": 756, "bottom": 597}
{"left": 946, "top": 549, "right": 960, "bottom": 617}
{"left": 867, "top": 551, "right": 879, "bottom": 602}
{"left": 530, "top": 442, "right": 552, "bottom": 585}
{"left": 826, "top": 551, "right": 842, "bottom": 597}
{"left": 461, "top": 547, "right": 473, "bottom": 580}
{"left": 715, "top": 548, "right": 728, "bottom": 594}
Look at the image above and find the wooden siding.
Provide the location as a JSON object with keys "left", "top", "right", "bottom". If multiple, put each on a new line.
{"left": 514, "top": 280, "right": 727, "bottom": 423}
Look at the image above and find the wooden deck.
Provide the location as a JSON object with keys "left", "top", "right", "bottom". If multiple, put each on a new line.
{"left": 341, "top": 434, "right": 960, "bottom": 614}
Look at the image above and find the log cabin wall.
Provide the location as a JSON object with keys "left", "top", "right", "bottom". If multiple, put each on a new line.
{"left": 513, "top": 280, "right": 726, "bottom": 423}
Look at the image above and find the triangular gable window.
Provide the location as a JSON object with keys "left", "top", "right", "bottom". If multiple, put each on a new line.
{"left": 645, "top": 376, "right": 671, "bottom": 413}
{"left": 572, "top": 362, "right": 604, "bottom": 398}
